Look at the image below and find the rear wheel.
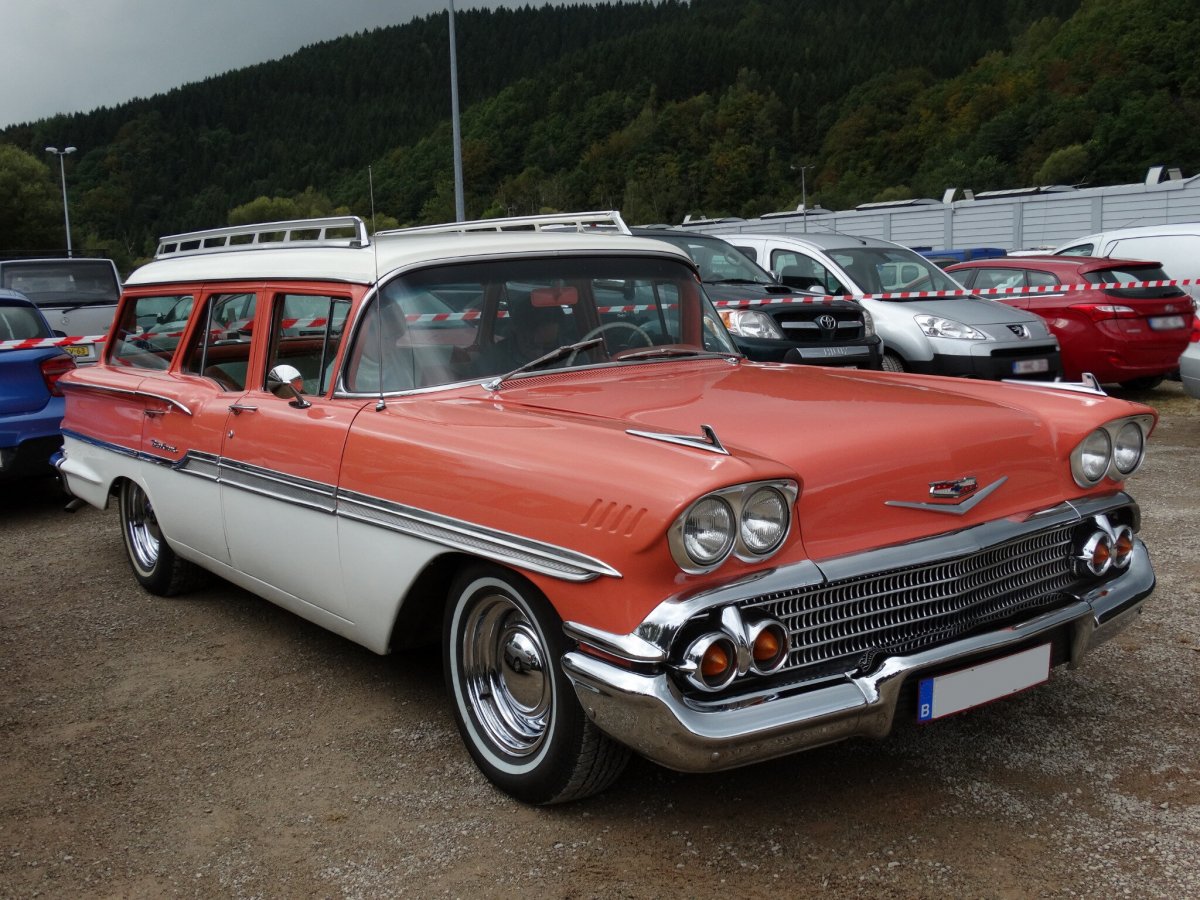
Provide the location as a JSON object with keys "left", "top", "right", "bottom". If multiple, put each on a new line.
{"left": 444, "top": 564, "right": 629, "bottom": 804}
{"left": 1119, "top": 375, "right": 1165, "bottom": 391}
{"left": 880, "top": 351, "right": 905, "bottom": 373}
{"left": 118, "top": 480, "right": 204, "bottom": 596}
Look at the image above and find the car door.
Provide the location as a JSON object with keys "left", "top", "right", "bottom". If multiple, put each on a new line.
{"left": 215, "top": 289, "right": 366, "bottom": 626}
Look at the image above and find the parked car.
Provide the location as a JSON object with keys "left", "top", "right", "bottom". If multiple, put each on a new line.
{"left": 1179, "top": 313, "right": 1200, "bottom": 398}
{"left": 57, "top": 215, "right": 1157, "bottom": 804}
{"left": 0, "top": 288, "right": 76, "bottom": 479}
{"left": 628, "top": 228, "right": 881, "bottom": 369}
{"left": 915, "top": 247, "right": 1007, "bottom": 268}
{"left": 947, "top": 256, "right": 1193, "bottom": 388}
{"left": 714, "top": 232, "right": 1062, "bottom": 379}
{"left": 0, "top": 257, "right": 122, "bottom": 364}
{"left": 1054, "top": 223, "right": 1200, "bottom": 303}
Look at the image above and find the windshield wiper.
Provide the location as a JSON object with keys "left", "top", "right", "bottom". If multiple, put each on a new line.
{"left": 481, "top": 337, "right": 605, "bottom": 391}
{"left": 615, "top": 347, "right": 740, "bottom": 361}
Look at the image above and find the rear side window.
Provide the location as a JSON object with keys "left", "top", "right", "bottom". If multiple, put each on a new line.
{"left": 1027, "top": 270, "right": 1061, "bottom": 288}
{"left": 109, "top": 294, "right": 194, "bottom": 369}
{"left": 0, "top": 305, "right": 51, "bottom": 340}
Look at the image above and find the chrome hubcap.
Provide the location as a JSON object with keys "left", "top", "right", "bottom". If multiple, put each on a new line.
{"left": 461, "top": 591, "right": 550, "bottom": 757}
{"left": 123, "top": 483, "right": 162, "bottom": 571}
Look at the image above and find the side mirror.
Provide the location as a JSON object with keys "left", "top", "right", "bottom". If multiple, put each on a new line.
{"left": 266, "top": 364, "right": 311, "bottom": 409}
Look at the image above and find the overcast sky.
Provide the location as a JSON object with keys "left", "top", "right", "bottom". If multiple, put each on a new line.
{"left": 2, "top": 0, "right": 604, "bottom": 129}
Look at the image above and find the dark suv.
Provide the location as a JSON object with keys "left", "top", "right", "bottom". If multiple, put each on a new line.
{"left": 629, "top": 228, "right": 881, "bottom": 369}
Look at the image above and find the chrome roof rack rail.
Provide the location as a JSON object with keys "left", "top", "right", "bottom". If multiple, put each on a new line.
{"left": 155, "top": 216, "right": 369, "bottom": 259}
{"left": 378, "top": 210, "right": 632, "bottom": 236}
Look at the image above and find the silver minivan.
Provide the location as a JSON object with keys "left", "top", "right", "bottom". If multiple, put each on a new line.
{"left": 719, "top": 232, "right": 1061, "bottom": 380}
{"left": 0, "top": 258, "right": 121, "bottom": 364}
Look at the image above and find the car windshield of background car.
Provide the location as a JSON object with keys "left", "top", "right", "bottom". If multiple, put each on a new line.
{"left": 342, "top": 255, "right": 735, "bottom": 393}
{"left": 831, "top": 248, "right": 965, "bottom": 298}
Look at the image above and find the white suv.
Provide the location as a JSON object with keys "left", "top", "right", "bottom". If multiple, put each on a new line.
{"left": 717, "top": 231, "right": 1061, "bottom": 380}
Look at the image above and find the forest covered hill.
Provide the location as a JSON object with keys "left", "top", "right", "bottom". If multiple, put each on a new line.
{"left": 2, "top": 0, "right": 1196, "bottom": 267}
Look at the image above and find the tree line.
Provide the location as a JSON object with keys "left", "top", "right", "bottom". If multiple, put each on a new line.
{"left": 2, "top": 0, "right": 1195, "bottom": 273}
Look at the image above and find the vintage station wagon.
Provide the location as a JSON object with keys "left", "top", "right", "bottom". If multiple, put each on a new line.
{"left": 57, "top": 213, "right": 1158, "bottom": 804}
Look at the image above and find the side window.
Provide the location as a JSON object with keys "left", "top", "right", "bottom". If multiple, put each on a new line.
{"left": 182, "top": 293, "right": 258, "bottom": 390}
{"left": 972, "top": 269, "right": 1026, "bottom": 290}
{"left": 109, "top": 294, "right": 194, "bottom": 369}
{"left": 1027, "top": 270, "right": 1060, "bottom": 288}
{"left": 266, "top": 294, "right": 350, "bottom": 396}
{"left": 1058, "top": 243, "right": 1094, "bottom": 256}
{"left": 771, "top": 250, "right": 843, "bottom": 293}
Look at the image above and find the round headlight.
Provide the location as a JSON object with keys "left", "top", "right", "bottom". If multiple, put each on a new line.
{"left": 739, "top": 486, "right": 789, "bottom": 555}
{"left": 1113, "top": 421, "right": 1144, "bottom": 475}
{"left": 1078, "top": 429, "right": 1113, "bottom": 484}
{"left": 682, "top": 496, "right": 736, "bottom": 566}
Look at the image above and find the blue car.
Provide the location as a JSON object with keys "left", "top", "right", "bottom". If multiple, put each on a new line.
{"left": 0, "top": 288, "right": 76, "bottom": 479}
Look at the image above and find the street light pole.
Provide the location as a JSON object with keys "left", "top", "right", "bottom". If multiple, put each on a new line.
{"left": 45, "top": 145, "right": 76, "bottom": 257}
{"left": 447, "top": 1, "right": 465, "bottom": 222}
{"left": 798, "top": 164, "right": 814, "bottom": 233}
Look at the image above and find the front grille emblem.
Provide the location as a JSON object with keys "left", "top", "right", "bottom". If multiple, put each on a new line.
{"left": 817, "top": 314, "right": 837, "bottom": 330}
{"left": 1007, "top": 324, "right": 1030, "bottom": 339}
{"left": 929, "top": 476, "right": 978, "bottom": 500}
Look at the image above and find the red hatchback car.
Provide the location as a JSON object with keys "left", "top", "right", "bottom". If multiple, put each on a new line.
{"left": 948, "top": 256, "right": 1194, "bottom": 388}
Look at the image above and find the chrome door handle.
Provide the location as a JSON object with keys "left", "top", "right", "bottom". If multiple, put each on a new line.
{"left": 143, "top": 408, "right": 167, "bottom": 418}
{"left": 228, "top": 403, "right": 259, "bottom": 415}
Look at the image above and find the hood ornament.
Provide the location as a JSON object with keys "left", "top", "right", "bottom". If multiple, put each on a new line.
{"left": 886, "top": 476, "right": 1007, "bottom": 516}
{"left": 626, "top": 424, "right": 729, "bottom": 455}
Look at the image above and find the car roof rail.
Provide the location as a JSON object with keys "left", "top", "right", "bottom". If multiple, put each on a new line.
{"left": 155, "top": 216, "right": 369, "bottom": 259}
{"left": 378, "top": 210, "right": 632, "bottom": 236}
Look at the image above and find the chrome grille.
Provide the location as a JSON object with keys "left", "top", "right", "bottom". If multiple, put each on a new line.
{"left": 743, "top": 523, "right": 1077, "bottom": 681}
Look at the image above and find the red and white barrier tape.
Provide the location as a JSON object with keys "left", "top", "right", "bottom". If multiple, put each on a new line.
{"left": 4, "top": 279, "right": 1195, "bottom": 351}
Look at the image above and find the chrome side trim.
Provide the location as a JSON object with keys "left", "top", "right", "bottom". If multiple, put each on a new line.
{"left": 627, "top": 424, "right": 729, "bottom": 455}
{"left": 885, "top": 476, "right": 1007, "bottom": 515}
{"left": 58, "top": 433, "right": 619, "bottom": 582}
{"left": 337, "top": 489, "right": 621, "bottom": 582}
{"left": 61, "top": 380, "right": 194, "bottom": 416}
{"left": 218, "top": 458, "right": 338, "bottom": 513}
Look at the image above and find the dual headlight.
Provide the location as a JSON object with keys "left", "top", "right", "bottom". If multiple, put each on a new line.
{"left": 1071, "top": 415, "right": 1154, "bottom": 487}
{"left": 669, "top": 480, "right": 798, "bottom": 573}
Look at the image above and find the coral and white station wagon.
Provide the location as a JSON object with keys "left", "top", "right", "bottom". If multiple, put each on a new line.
{"left": 57, "top": 214, "right": 1158, "bottom": 804}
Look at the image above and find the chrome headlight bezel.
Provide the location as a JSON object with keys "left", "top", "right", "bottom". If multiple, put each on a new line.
{"left": 1070, "top": 415, "right": 1153, "bottom": 487}
{"left": 669, "top": 480, "right": 799, "bottom": 574}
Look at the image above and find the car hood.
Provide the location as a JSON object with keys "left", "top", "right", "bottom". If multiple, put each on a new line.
{"left": 433, "top": 360, "right": 1145, "bottom": 561}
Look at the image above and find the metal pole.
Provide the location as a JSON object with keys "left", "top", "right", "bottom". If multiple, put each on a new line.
{"left": 448, "top": 1, "right": 465, "bottom": 222}
{"left": 801, "top": 167, "right": 808, "bottom": 233}
{"left": 46, "top": 146, "right": 76, "bottom": 256}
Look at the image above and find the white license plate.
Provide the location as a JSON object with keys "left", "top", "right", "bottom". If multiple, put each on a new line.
{"left": 917, "top": 643, "right": 1051, "bottom": 722}
{"left": 1149, "top": 315, "right": 1186, "bottom": 331}
{"left": 1012, "top": 358, "right": 1050, "bottom": 374}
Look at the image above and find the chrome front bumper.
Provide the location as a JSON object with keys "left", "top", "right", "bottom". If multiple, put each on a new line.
{"left": 562, "top": 542, "right": 1154, "bottom": 773}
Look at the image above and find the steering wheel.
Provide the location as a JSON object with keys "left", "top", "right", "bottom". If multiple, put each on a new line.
{"left": 568, "top": 321, "right": 654, "bottom": 364}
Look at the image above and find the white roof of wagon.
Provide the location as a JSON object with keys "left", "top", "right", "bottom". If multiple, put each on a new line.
{"left": 126, "top": 213, "right": 693, "bottom": 288}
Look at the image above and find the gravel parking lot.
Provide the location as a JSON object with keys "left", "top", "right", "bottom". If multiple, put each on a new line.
{"left": 2, "top": 382, "right": 1197, "bottom": 899}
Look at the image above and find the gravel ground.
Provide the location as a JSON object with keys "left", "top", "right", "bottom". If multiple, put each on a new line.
{"left": 2, "top": 381, "right": 1197, "bottom": 899}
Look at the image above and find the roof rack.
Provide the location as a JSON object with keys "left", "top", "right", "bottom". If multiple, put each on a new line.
{"left": 155, "top": 216, "right": 369, "bottom": 259}
{"left": 379, "top": 210, "right": 632, "bottom": 236}
{"left": 679, "top": 215, "right": 744, "bottom": 228}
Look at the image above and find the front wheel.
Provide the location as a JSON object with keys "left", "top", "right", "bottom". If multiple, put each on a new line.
{"left": 1119, "top": 375, "right": 1165, "bottom": 391}
{"left": 444, "top": 564, "right": 629, "bottom": 804}
{"left": 118, "top": 479, "right": 204, "bottom": 596}
{"left": 880, "top": 351, "right": 905, "bottom": 372}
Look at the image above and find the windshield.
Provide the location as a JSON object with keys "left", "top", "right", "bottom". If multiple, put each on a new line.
{"left": 826, "top": 247, "right": 964, "bottom": 297}
{"left": 341, "top": 255, "right": 737, "bottom": 393}
{"left": 0, "top": 260, "right": 120, "bottom": 306}
{"left": 642, "top": 233, "right": 774, "bottom": 285}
